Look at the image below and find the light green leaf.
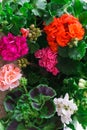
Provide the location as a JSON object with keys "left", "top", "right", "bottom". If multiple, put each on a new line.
{"left": 33, "top": 0, "right": 47, "bottom": 10}
{"left": 17, "top": 0, "right": 30, "bottom": 5}
{"left": 32, "top": 8, "right": 40, "bottom": 16}
{"left": 0, "top": 122, "right": 4, "bottom": 130}
{"left": 32, "top": 0, "right": 47, "bottom": 16}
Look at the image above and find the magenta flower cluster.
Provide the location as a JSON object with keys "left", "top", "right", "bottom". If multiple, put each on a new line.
{"left": 0, "top": 33, "right": 29, "bottom": 61}
{"left": 35, "top": 47, "right": 59, "bottom": 75}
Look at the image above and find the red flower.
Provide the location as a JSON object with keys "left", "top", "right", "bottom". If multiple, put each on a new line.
{"left": 20, "top": 28, "right": 29, "bottom": 38}
{"left": 44, "top": 14, "right": 85, "bottom": 52}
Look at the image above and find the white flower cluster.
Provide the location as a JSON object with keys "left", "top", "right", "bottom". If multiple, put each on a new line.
{"left": 54, "top": 93, "right": 77, "bottom": 124}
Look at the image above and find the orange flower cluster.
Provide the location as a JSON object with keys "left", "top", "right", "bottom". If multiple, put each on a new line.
{"left": 44, "top": 14, "right": 85, "bottom": 52}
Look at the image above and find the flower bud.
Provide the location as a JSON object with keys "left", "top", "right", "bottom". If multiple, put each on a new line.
{"left": 20, "top": 77, "right": 28, "bottom": 86}
{"left": 78, "top": 82, "right": 85, "bottom": 89}
{"left": 79, "top": 78, "right": 86, "bottom": 84}
{"left": 78, "top": 78, "right": 86, "bottom": 89}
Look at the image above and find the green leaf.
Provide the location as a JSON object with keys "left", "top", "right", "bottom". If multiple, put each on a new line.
{"left": 0, "top": 122, "right": 4, "bottom": 130}
{"left": 51, "top": 0, "right": 71, "bottom": 4}
{"left": 4, "top": 89, "right": 23, "bottom": 112}
{"left": 28, "top": 72, "right": 40, "bottom": 85}
{"left": 67, "top": 123, "right": 76, "bottom": 130}
{"left": 4, "top": 96, "right": 15, "bottom": 112}
{"left": 17, "top": 0, "right": 30, "bottom": 5}
{"left": 58, "top": 41, "right": 86, "bottom": 60}
{"left": 79, "top": 11, "right": 87, "bottom": 25}
{"left": 32, "top": 0, "right": 47, "bottom": 10}
{"left": 17, "top": 123, "right": 40, "bottom": 130}
{"left": 20, "top": 3, "right": 33, "bottom": 15}
{"left": 40, "top": 100, "right": 56, "bottom": 119}
{"left": 73, "top": 0, "right": 83, "bottom": 17}
{"left": 17, "top": 123, "right": 27, "bottom": 130}
{"left": 68, "top": 41, "right": 86, "bottom": 60}
{"left": 32, "top": 0, "right": 47, "bottom": 16}
{"left": 58, "top": 46, "right": 69, "bottom": 58}
{"left": 6, "top": 120, "right": 19, "bottom": 130}
{"left": 43, "top": 123, "right": 55, "bottom": 130}
{"left": 29, "top": 84, "right": 56, "bottom": 102}
{"left": 43, "top": 117, "right": 63, "bottom": 130}
{"left": 28, "top": 42, "right": 40, "bottom": 54}
{"left": 58, "top": 57, "right": 82, "bottom": 75}
{"left": 77, "top": 107, "right": 87, "bottom": 128}
{"left": 63, "top": 77, "right": 78, "bottom": 96}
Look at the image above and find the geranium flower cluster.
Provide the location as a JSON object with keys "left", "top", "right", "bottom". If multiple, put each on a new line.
{"left": 54, "top": 93, "right": 78, "bottom": 124}
{"left": 35, "top": 47, "right": 59, "bottom": 75}
{"left": 0, "top": 33, "right": 29, "bottom": 61}
{"left": 44, "top": 14, "right": 85, "bottom": 52}
{"left": 0, "top": 63, "right": 22, "bottom": 91}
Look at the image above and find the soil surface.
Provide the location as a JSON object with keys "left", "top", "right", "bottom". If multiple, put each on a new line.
{"left": 0, "top": 91, "right": 7, "bottom": 118}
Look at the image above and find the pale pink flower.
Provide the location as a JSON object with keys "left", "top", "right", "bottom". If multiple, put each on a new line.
{"left": 0, "top": 63, "right": 22, "bottom": 91}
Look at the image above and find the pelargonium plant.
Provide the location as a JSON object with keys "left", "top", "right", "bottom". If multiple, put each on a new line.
{"left": 0, "top": 0, "right": 87, "bottom": 130}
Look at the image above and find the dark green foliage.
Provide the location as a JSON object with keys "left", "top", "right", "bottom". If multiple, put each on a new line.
{"left": 57, "top": 56, "right": 82, "bottom": 75}
{"left": 1, "top": 0, "right": 87, "bottom": 129}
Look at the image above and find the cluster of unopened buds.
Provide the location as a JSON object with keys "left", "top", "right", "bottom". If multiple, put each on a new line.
{"left": 20, "top": 24, "right": 42, "bottom": 41}
{"left": 17, "top": 58, "right": 29, "bottom": 68}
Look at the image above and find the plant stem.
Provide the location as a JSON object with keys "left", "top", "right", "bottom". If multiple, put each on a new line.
{"left": 23, "top": 85, "right": 28, "bottom": 94}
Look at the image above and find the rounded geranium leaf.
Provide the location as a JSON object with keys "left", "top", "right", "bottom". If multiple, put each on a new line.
{"left": 4, "top": 97, "right": 15, "bottom": 112}
{"left": 4, "top": 89, "right": 23, "bottom": 112}
{"left": 29, "top": 84, "right": 56, "bottom": 101}
{"left": 31, "top": 102, "right": 41, "bottom": 110}
{"left": 40, "top": 100, "right": 56, "bottom": 119}
{"left": 29, "top": 87, "right": 40, "bottom": 101}
{"left": 38, "top": 84, "right": 56, "bottom": 97}
{"left": 6, "top": 120, "right": 19, "bottom": 130}
{"left": 6, "top": 89, "right": 23, "bottom": 100}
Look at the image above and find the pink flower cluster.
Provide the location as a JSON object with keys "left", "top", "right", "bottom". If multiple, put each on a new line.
{"left": 0, "top": 63, "right": 22, "bottom": 91}
{"left": 0, "top": 33, "right": 29, "bottom": 61}
{"left": 35, "top": 47, "right": 59, "bottom": 75}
